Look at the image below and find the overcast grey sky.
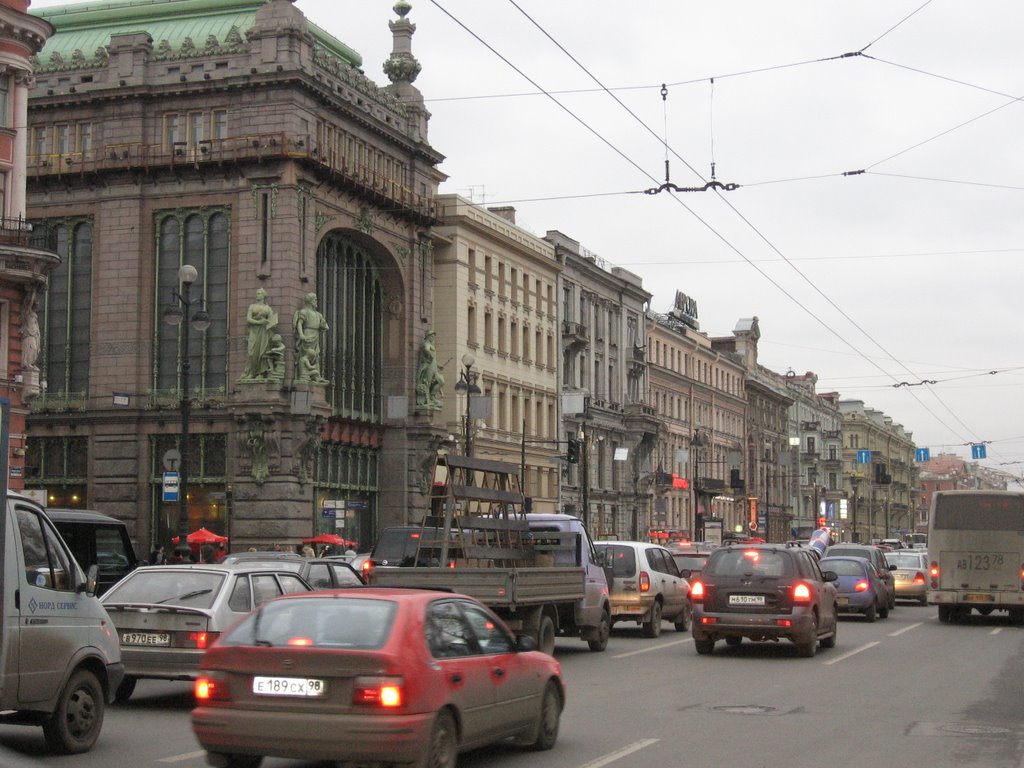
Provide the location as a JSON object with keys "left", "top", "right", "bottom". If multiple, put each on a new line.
{"left": 31, "top": 0, "right": 1024, "bottom": 477}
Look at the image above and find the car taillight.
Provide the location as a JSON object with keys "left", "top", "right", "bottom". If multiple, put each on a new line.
{"left": 1020, "top": 563, "right": 1024, "bottom": 590}
{"left": 639, "top": 572, "right": 651, "bottom": 593}
{"left": 195, "top": 675, "right": 230, "bottom": 702}
{"left": 854, "top": 579, "right": 869, "bottom": 592}
{"left": 362, "top": 560, "right": 374, "bottom": 576}
{"left": 186, "top": 631, "right": 218, "bottom": 649}
{"left": 792, "top": 582, "right": 812, "bottom": 604}
{"left": 352, "top": 676, "right": 404, "bottom": 708}
{"left": 690, "top": 580, "right": 705, "bottom": 602}
{"left": 913, "top": 571, "right": 926, "bottom": 585}
{"left": 929, "top": 561, "right": 939, "bottom": 589}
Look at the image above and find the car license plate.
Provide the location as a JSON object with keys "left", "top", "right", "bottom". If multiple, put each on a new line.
{"left": 837, "top": 596, "right": 849, "bottom": 606}
{"left": 963, "top": 593, "right": 995, "bottom": 603}
{"left": 252, "top": 676, "right": 326, "bottom": 697}
{"left": 729, "top": 594, "right": 765, "bottom": 606}
{"left": 121, "top": 631, "right": 171, "bottom": 646}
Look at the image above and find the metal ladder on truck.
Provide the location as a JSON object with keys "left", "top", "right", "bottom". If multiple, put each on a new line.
{"left": 417, "top": 454, "right": 532, "bottom": 568}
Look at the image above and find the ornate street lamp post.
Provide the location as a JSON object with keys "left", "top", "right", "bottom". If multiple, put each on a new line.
{"left": 162, "top": 264, "right": 211, "bottom": 540}
{"left": 453, "top": 353, "right": 480, "bottom": 457}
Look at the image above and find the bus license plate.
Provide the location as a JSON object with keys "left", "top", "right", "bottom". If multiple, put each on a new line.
{"left": 121, "top": 632, "right": 170, "bottom": 646}
{"left": 253, "top": 676, "right": 326, "bottom": 697}
{"left": 963, "top": 593, "right": 995, "bottom": 603}
{"left": 729, "top": 595, "right": 764, "bottom": 606}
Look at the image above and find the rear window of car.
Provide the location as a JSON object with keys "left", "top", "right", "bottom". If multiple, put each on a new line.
{"left": 220, "top": 596, "right": 396, "bottom": 649}
{"left": 820, "top": 558, "right": 867, "bottom": 577}
{"left": 672, "top": 554, "right": 708, "bottom": 571}
{"left": 708, "top": 549, "right": 790, "bottom": 578}
{"left": 826, "top": 547, "right": 876, "bottom": 563}
{"left": 102, "top": 570, "right": 225, "bottom": 609}
{"left": 885, "top": 552, "right": 925, "bottom": 569}
{"left": 597, "top": 544, "right": 637, "bottom": 577}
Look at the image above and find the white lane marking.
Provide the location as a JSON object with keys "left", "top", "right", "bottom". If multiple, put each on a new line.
{"left": 888, "top": 622, "right": 923, "bottom": 636}
{"left": 577, "top": 738, "right": 660, "bottom": 768}
{"left": 821, "top": 640, "right": 879, "bottom": 666}
{"left": 990, "top": 627, "right": 1002, "bottom": 635}
{"left": 158, "top": 751, "right": 206, "bottom": 763}
{"left": 613, "top": 638, "right": 691, "bottom": 658}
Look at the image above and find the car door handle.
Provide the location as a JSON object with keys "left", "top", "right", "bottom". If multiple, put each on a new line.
{"left": 450, "top": 673, "right": 463, "bottom": 684}
{"left": 493, "top": 668, "right": 505, "bottom": 678}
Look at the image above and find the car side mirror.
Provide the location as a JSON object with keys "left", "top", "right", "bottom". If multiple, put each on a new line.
{"left": 680, "top": 569, "right": 692, "bottom": 579}
{"left": 822, "top": 570, "right": 838, "bottom": 582}
{"left": 78, "top": 564, "right": 99, "bottom": 595}
{"left": 516, "top": 633, "right": 538, "bottom": 652}
{"left": 888, "top": 564, "right": 897, "bottom": 571}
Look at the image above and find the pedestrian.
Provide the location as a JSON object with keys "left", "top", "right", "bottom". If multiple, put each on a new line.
{"left": 214, "top": 542, "right": 228, "bottom": 562}
{"left": 149, "top": 545, "right": 165, "bottom": 565}
{"left": 302, "top": 545, "right": 315, "bottom": 558}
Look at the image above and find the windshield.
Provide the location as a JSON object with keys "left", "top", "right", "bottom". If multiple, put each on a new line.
{"left": 102, "top": 570, "right": 225, "bottom": 609}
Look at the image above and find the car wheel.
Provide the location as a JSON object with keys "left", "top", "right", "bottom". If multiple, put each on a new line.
{"left": 42, "top": 669, "right": 104, "bottom": 754}
{"left": 918, "top": 594, "right": 928, "bottom": 606}
{"left": 1009, "top": 608, "right": 1024, "bottom": 624}
{"left": 878, "top": 598, "right": 889, "bottom": 619}
{"left": 588, "top": 609, "right": 610, "bottom": 652}
{"left": 416, "top": 710, "right": 457, "bottom": 768}
{"left": 642, "top": 600, "right": 663, "bottom": 638}
{"left": 864, "top": 601, "right": 877, "bottom": 622}
{"left": 694, "top": 638, "right": 715, "bottom": 655}
{"left": 796, "top": 614, "right": 818, "bottom": 658}
{"left": 537, "top": 615, "right": 556, "bottom": 656}
{"left": 725, "top": 636, "right": 742, "bottom": 647}
{"left": 207, "top": 754, "right": 264, "bottom": 768}
{"left": 528, "top": 681, "right": 562, "bottom": 751}
{"left": 938, "top": 605, "right": 954, "bottom": 623}
{"left": 114, "top": 675, "right": 137, "bottom": 704}
{"left": 821, "top": 619, "right": 837, "bottom": 649}
{"left": 674, "top": 604, "right": 690, "bottom": 632}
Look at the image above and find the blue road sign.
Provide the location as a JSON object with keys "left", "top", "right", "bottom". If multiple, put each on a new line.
{"left": 856, "top": 449, "right": 872, "bottom": 464}
{"left": 162, "top": 471, "right": 179, "bottom": 502}
{"left": 915, "top": 447, "right": 930, "bottom": 463}
{"left": 971, "top": 443, "right": 987, "bottom": 460}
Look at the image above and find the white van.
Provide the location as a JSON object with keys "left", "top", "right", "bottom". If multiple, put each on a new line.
{"left": 0, "top": 492, "right": 124, "bottom": 753}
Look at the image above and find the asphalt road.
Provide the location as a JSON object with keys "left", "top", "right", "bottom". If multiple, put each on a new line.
{"left": 2, "top": 601, "right": 1023, "bottom": 768}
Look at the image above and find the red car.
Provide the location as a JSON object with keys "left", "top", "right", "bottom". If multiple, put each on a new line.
{"left": 191, "top": 587, "right": 564, "bottom": 768}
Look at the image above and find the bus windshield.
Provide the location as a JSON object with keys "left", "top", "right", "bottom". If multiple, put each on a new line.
{"left": 933, "top": 494, "right": 1024, "bottom": 531}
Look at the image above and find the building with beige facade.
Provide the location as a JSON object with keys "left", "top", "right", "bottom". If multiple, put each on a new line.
{"left": 646, "top": 292, "right": 746, "bottom": 542}
{"left": 839, "top": 399, "right": 917, "bottom": 542}
{"left": 430, "top": 197, "right": 561, "bottom": 510}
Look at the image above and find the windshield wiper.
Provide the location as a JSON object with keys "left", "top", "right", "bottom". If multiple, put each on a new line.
{"left": 157, "top": 588, "right": 213, "bottom": 604}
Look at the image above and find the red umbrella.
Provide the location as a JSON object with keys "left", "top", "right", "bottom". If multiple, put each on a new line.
{"left": 184, "top": 527, "right": 228, "bottom": 545}
{"left": 302, "top": 533, "right": 353, "bottom": 547}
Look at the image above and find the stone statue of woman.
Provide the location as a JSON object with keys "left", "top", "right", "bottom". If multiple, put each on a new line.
{"left": 21, "top": 288, "right": 41, "bottom": 372}
{"left": 239, "top": 288, "right": 282, "bottom": 382}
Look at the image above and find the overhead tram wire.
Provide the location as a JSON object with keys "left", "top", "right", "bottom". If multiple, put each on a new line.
{"left": 499, "top": 0, "right": 977, "bottom": 448}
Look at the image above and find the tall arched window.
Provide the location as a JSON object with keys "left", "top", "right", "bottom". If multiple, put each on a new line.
{"left": 315, "top": 233, "right": 383, "bottom": 420}
{"left": 154, "top": 208, "right": 230, "bottom": 392}
{"left": 35, "top": 218, "right": 92, "bottom": 396}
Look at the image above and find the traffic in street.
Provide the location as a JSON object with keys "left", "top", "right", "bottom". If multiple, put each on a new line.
{"left": 3, "top": 602, "right": 1022, "bottom": 768}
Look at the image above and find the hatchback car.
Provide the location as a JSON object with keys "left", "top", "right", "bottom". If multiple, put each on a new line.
{"left": 594, "top": 541, "right": 690, "bottom": 637}
{"left": 100, "top": 563, "right": 314, "bottom": 701}
{"left": 690, "top": 543, "right": 839, "bottom": 657}
{"left": 819, "top": 556, "right": 886, "bottom": 621}
{"left": 219, "top": 553, "right": 365, "bottom": 588}
{"left": 823, "top": 544, "right": 897, "bottom": 612}
{"left": 670, "top": 549, "right": 711, "bottom": 580}
{"left": 191, "top": 588, "right": 564, "bottom": 767}
{"left": 884, "top": 549, "right": 929, "bottom": 604}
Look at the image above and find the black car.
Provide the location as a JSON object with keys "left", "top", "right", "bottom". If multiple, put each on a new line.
{"left": 822, "top": 543, "right": 897, "bottom": 614}
{"left": 690, "top": 542, "right": 839, "bottom": 658}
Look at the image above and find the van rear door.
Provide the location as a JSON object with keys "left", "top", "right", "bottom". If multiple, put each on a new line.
{"left": 13, "top": 501, "right": 90, "bottom": 704}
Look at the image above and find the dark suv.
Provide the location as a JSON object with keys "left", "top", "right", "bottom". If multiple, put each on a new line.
{"left": 822, "top": 543, "right": 897, "bottom": 614}
{"left": 690, "top": 543, "right": 839, "bottom": 658}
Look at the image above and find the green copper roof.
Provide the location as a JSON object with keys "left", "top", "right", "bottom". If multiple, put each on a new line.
{"left": 32, "top": 0, "right": 362, "bottom": 69}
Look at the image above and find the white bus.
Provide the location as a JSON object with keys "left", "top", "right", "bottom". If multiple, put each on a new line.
{"left": 927, "top": 490, "right": 1024, "bottom": 623}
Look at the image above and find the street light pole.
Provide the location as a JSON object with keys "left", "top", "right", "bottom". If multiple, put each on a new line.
{"left": 163, "top": 264, "right": 211, "bottom": 540}
{"left": 453, "top": 353, "right": 480, "bottom": 457}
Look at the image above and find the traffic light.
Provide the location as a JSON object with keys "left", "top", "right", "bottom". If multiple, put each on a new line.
{"left": 566, "top": 439, "right": 579, "bottom": 464}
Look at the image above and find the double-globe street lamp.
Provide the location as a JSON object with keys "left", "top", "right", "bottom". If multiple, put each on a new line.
{"left": 162, "top": 264, "right": 211, "bottom": 540}
{"left": 453, "top": 353, "right": 481, "bottom": 457}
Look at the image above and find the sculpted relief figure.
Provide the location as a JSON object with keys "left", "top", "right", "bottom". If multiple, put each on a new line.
{"left": 415, "top": 330, "right": 445, "bottom": 411}
{"left": 293, "top": 292, "right": 329, "bottom": 385}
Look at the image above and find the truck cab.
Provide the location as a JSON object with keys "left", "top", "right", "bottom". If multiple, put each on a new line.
{"left": 0, "top": 493, "right": 124, "bottom": 753}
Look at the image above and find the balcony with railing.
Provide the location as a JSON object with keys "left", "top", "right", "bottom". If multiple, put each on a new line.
{"left": 561, "top": 320, "right": 589, "bottom": 347}
{"left": 26, "top": 133, "right": 440, "bottom": 224}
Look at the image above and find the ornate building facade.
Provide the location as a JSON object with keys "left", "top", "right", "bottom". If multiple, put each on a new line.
{"left": 547, "top": 230, "right": 658, "bottom": 540}
{"left": 646, "top": 292, "right": 746, "bottom": 542}
{"left": 24, "top": 0, "right": 444, "bottom": 551}
{"left": 0, "top": 0, "right": 55, "bottom": 491}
